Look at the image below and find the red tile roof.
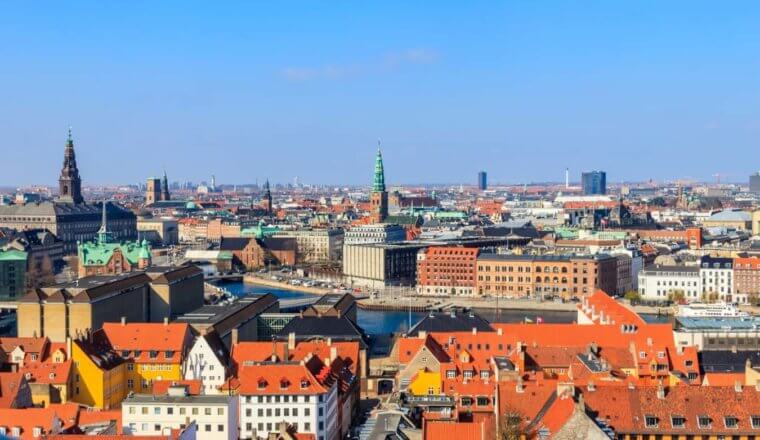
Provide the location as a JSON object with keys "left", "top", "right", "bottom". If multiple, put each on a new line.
{"left": 99, "top": 323, "right": 190, "bottom": 364}
{"left": 150, "top": 380, "right": 203, "bottom": 396}
{"left": 0, "top": 403, "right": 80, "bottom": 440}
{"left": 424, "top": 420, "right": 486, "bottom": 440}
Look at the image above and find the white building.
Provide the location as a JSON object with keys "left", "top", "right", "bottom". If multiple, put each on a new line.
{"left": 237, "top": 361, "right": 338, "bottom": 440}
{"left": 122, "top": 385, "right": 237, "bottom": 440}
{"left": 638, "top": 265, "right": 701, "bottom": 302}
{"left": 343, "top": 224, "right": 405, "bottom": 246}
{"left": 183, "top": 333, "right": 229, "bottom": 395}
{"left": 699, "top": 256, "right": 736, "bottom": 301}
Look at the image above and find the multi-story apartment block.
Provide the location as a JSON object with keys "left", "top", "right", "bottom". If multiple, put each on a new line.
{"left": 734, "top": 256, "right": 760, "bottom": 300}
{"left": 416, "top": 246, "right": 479, "bottom": 295}
{"left": 236, "top": 362, "right": 339, "bottom": 440}
{"left": 638, "top": 265, "right": 701, "bottom": 302}
{"left": 122, "top": 384, "right": 237, "bottom": 440}
{"left": 343, "top": 243, "right": 426, "bottom": 288}
{"left": 475, "top": 254, "right": 617, "bottom": 298}
{"left": 700, "top": 256, "right": 737, "bottom": 302}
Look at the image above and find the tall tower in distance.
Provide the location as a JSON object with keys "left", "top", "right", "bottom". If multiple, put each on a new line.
{"left": 58, "top": 128, "right": 84, "bottom": 204}
{"left": 145, "top": 177, "right": 161, "bottom": 205}
{"left": 263, "top": 179, "right": 273, "bottom": 216}
{"left": 565, "top": 168, "right": 570, "bottom": 189}
{"left": 161, "top": 170, "right": 171, "bottom": 201}
{"left": 581, "top": 170, "right": 607, "bottom": 195}
{"left": 370, "top": 144, "right": 388, "bottom": 223}
{"left": 477, "top": 171, "right": 488, "bottom": 191}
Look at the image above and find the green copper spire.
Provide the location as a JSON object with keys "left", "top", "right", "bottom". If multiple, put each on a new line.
{"left": 373, "top": 142, "right": 386, "bottom": 192}
{"left": 97, "top": 201, "right": 113, "bottom": 244}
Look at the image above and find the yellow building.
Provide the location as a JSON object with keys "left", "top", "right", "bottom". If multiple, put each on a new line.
{"left": 100, "top": 321, "right": 192, "bottom": 394}
{"left": 408, "top": 368, "right": 442, "bottom": 395}
{"left": 70, "top": 337, "right": 126, "bottom": 409}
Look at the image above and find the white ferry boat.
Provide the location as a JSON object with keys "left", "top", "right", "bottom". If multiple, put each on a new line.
{"left": 676, "top": 302, "right": 749, "bottom": 318}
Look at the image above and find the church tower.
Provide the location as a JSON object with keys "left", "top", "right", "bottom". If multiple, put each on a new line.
{"left": 161, "top": 170, "right": 171, "bottom": 201}
{"left": 263, "top": 179, "right": 273, "bottom": 216}
{"left": 370, "top": 144, "right": 388, "bottom": 223}
{"left": 58, "top": 128, "right": 84, "bottom": 204}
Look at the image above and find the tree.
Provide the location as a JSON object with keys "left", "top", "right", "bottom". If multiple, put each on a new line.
{"left": 624, "top": 290, "right": 640, "bottom": 303}
{"left": 500, "top": 409, "right": 527, "bottom": 440}
{"left": 668, "top": 289, "right": 686, "bottom": 304}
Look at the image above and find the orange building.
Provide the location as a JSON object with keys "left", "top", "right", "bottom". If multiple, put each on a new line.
{"left": 476, "top": 254, "right": 617, "bottom": 299}
{"left": 416, "top": 247, "right": 479, "bottom": 295}
{"left": 734, "top": 256, "right": 760, "bottom": 298}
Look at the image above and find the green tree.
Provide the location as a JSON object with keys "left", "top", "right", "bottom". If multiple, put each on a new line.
{"left": 668, "top": 289, "right": 686, "bottom": 304}
{"left": 624, "top": 290, "right": 640, "bottom": 303}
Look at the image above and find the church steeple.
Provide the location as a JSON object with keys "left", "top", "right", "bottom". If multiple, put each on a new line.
{"left": 373, "top": 142, "right": 386, "bottom": 192}
{"left": 263, "top": 179, "right": 273, "bottom": 216}
{"left": 161, "top": 169, "right": 171, "bottom": 201}
{"left": 97, "top": 201, "right": 112, "bottom": 244}
{"left": 370, "top": 141, "right": 389, "bottom": 223}
{"left": 58, "top": 127, "right": 84, "bottom": 204}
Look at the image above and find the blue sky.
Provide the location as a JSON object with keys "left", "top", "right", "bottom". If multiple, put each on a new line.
{"left": 2, "top": 1, "right": 759, "bottom": 186}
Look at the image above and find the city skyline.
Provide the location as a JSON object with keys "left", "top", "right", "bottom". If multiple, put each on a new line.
{"left": 2, "top": 1, "right": 760, "bottom": 186}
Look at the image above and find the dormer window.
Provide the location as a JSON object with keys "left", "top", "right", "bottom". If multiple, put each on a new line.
{"left": 657, "top": 351, "right": 665, "bottom": 359}
{"left": 724, "top": 416, "right": 738, "bottom": 429}
{"left": 685, "top": 360, "right": 693, "bottom": 367}
{"left": 257, "top": 379, "right": 267, "bottom": 389}
{"left": 480, "top": 370, "right": 490, "bottom": 379}
{"left": 698, "top": 415, "right": 711, "bottom": 429}
{"left": 0, "top": 426, "right": 6, "bottom": 435}
{"left": 33, "top": 426, "right": 42, "bottom": 437}
{"left": 11, "top": 427, "right": 20, "bottom": 437}
{"left": 446, "top": 370, "right": 456, "bottom": 379}
{"left": 165, "top": 351, "right": 174, "bottom": 358}
{"left": 121, "top": 350, "right": 130, "bottom": 357}
{"left": 300, "top": 379, "right": 309, "bottom": 389}
{"left": 463, "top": 370, "right": 473, "bottom": 379}
{"left": 280, "top": 379, "right": 290, "bottom": 390}
{"left": 31, "top": 354, "right": 38, "bottom": 361}
{"left": 149, "top": 351, "right": 158, "bottom": 359}
{"left": 671, "top": 415, "right": 685, "bottom": 428}
{"left": 639, "top": 351, "right": 646, "bottom": 359}
{"left": 134, "top": 350, "right": 142, "bottom": 357}
{"left": 644, "top": 415, "right": 659, "bottom": 428}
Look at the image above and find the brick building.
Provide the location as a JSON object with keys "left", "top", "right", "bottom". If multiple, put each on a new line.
{"left": 734, "top": 256, "right": 760, "bottom": 300}
{"left": 476, "top": 254, "right": 617, "bottom": 298}
{"left": 416, "top": 246, "right": 479, "bottom": 295}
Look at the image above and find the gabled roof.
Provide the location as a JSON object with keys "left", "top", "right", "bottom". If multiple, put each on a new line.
{"left": 99, "top": 322, "right": 190, "bottom": 364}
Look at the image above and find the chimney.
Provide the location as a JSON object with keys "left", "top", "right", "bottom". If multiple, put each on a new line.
{"left": 656, "top": 381, "right": 665, "bottom": 399}
{"left": 231, "top": 328, "right": 239, "bottom": 346}
{"left": 418, "top": 331, "right": 427, "bottom": 340}
{"left": 330, "top": 346, "right": 338, "bottom": 363}
{"left": 472, "top": 327, "right": 477, "bottom": 335}
{"left": 516, "top": 377, "right": 525, "bottom": 393}
{"left": 734, "top": 381, "right": 743, "bottom": 393}
{"left": 66, "top": 337, "right": 72, "bottom": 360}
{"left": 326, "top": 337, "right": 332, "bottom": 346}
{"left": 497, "top": 327, "right": 503, "bottom": 336}
{"left": 646, "top": 337, "right": 653, "bottom": 347}
{"left": 163, "top": 317, "right": 169, "bottom": 326}
{"left": 121, "top": 316, "right": 126, "bottom": 326}
{"left": 288, "top": 332, "right": 296, "bottom": 351}
{"left": 587, "top": 380, "right": 596, "bottom": 392}
{"left": 599, "top": 310, "right": 605, "bottom": 324}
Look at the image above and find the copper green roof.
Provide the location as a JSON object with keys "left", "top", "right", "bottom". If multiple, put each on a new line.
{"left": 373, "top": 147, "right": 386, "bottom": 192}
{"left": 78, "top": 239, "right": 150, "bottom": 267}
{"left": 0, "top": 249, "right": 27, "bottom": 261}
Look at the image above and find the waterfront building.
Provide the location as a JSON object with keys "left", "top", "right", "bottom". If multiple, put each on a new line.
{"left": 370, "top": 147, "right": 388, "bottom": 223}
{"left": 581, "top": 170, "right": 607, "bottom": 195}
{"left": 343, "top": 242, "right": 426, "bottom": 288}
{"left": 77, "top": 203, "right": 151, "bottom": 278}
{"left": 638, "top": 265, "right": 701, "bottom": 302}
{"left": 734, "top": 256, "right": 760, "bottom": 298}
{"left": 674, "top": 316, "right": 760, "bottom": 351}
{"left": 343, "top": 223, "right": 405, "bottom": 245}
{"left": 0, "top": 249, "right": 27, "bottom": 301}
{"left": 0, "top": 130, "right": 137, "bottom": 254}
{"left": 475, "top": 253, "right": 618, "bottom": 298}
{"left": 416, "top": 246, "right": 479, "bottom": 295}
{"left": 272, "top": 228, "right": 344, "bottom": 263}
{"left": 699, "top": 256, "right": 737, "bottom": 302}
{"left": 122, "top": 384, "right": 237, "bottom": 440}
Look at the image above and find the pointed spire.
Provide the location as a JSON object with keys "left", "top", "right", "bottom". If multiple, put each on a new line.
{"left": 97, "top": 201, "right": 111, "bottom": 244}
{"left": 373, "top": 141, "right": 386, "bottom": 192}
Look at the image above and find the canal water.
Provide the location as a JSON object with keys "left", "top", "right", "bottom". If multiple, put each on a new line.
{"left": 218, "top": 281, "right": 671, "bottom": 336}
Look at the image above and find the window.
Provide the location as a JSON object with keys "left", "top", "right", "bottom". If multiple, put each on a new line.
{"left": 217, "top": 425, "right": 224, "bottom": 432}
{"left": 141, "top": 407, "right": 148, "bottom": 415}
{"left": 477, "top": 396, "right": 489, "bottom": 406}
{"left": 217, "top": 407, "right": 224, "bottom": 415}
{"left": 751, "top": 415, "right": 760, "bottom": 429}
{"left": 257, "top": 408, "right": 262, "bottom": 417}
{"left": 204, "top": 425, "right": 211, "bottom": 432}
{"left": 480, "top": 370, "right": 489, "bottom": 379}
{"left": 128, "top": 406, "right": 135, "bottom": 414}
{"left": 167, "top": 407, "right": 173, "bottom": 415}
{"left": 127, "top": 363, "right": 134, "bottom": 371}
{"left": 154, "top": 424, "right": 161, "bottom": 432}
{"left": 645, "top": 415, "right": 658, "bottom": 428}
{"left": 671, "top": 415, "right": 685, "bottom": 428}
{"left": 697, "top": 415, "right": 711, "bottom": 429}
{"left": 154, "top": 407, "right": 160, "bottom": 415}
{"left": 724, "top": 416, "right": 738, "bottom": 429}
{"left": 304, "top": 423, "right": 311, "bottom": 431}
{"left": 305, "top": 408, "right": 311, "bottom": 416}
{"left": 461, "top": 397, "right": 473, "bottom": 406}
{"left": 463, "top": 370, "right": 473, "bottom": 379}
{"left": 127, "top": 379, "right": 134, "bottom": 389}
